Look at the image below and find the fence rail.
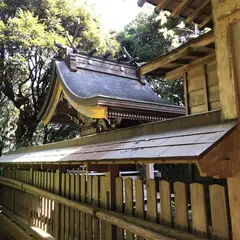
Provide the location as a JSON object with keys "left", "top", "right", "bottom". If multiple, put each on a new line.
{"left": 0, "top": 168, "right": 230, "bottom": 240}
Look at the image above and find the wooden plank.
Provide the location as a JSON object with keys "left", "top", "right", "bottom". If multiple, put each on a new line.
{"left": 189, "top": 89, "right": 205, "bottom": 107}
{"left": 202, "top": 64, "right": 209, "bottom": 112}
{"left": 44, "top": 171, "right": 48, "bottom": 232}
{"left": 184, "top": 72, "right": 189, "bottom": 115}
{"left": 49, "top": 172, "right": 54, "bottom": 235}
{"left": 135, "top": 179, "right": 144, "bottom": 240}
{"left": 80, "top": 175, "right": 86, "bottom": 240}
{"left": 125, "top": 178, "right": 134, "bottom": 240}
{"left": 155, "top": 0, "right": 171, "bottom": 13}
{"left": 186, "top": 0, "right": 211, "bottom": 24}
{"left": 146, "top": 179, "right": 157, "bottom": 222}
{"left": 65, "top": 173, "right": 70, "bottom": 240}
{"left": 209, "top": 185, "right": 229, "bottom": 239}
{"left": 87, "top": 175, "right": 93, "bottom": 240}
{"left": 115, "top": 177, "right": 124, "bottom": 240}
{"left": 70, "top": 174, "right": 75, "bottom": 240}
{"left": 165, "top": 54, "right": 215, "bottom": 81}
{"left": 75, "top": 174, "right": 80, "bottom": 240}
{"left": 93, "top": 176, "right": 99, "bottom": 240}
{"left": 60, "top": 173, "right": 66, "bottom": 240}
{"left": 171, "top": 0, "right": 193, "bottom": 18}
{"left": 190, "top": 183, "right": 207, "bottom": 237}
{"left": 47, "top": 172, "right": 51, "bottom": 234}
{"left": 100, "top": 176, "right": 106, "bottom": 240}
{"left": 174, "top": 182, "right": 188, "bottom": 231}
{"left": 54, "top": 169, "right": 61, "bottom": 240}
{"left": 159, "top": 180, "right": 172, "bottom": 227}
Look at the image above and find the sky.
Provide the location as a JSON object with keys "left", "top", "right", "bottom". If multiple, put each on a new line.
{"left": 82, "top": 0, "right": 153, "bottom": 31}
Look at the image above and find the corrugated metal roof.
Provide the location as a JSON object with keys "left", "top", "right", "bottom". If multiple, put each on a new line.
{"left": 0, "top": 121, "right": 236, "bottom": 164}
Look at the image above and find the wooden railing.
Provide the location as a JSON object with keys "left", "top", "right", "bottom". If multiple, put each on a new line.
{"left": 0, "top": 168, "right": 230, "bottom": 240}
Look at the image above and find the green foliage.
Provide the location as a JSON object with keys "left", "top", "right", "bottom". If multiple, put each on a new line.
{"left": 117, "top": 12, "right": 196, "bottom": 105}
{"left": 0, "top": 0, "right": 119, "bottom": 150}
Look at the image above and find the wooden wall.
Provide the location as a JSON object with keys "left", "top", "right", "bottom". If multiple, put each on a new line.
{"left": 185, "top": 58, "right": 220, "bottom": 115}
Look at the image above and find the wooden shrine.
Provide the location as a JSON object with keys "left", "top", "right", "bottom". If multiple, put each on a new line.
{"left": 0, "top": 0, "right": 240, "bottom": 239}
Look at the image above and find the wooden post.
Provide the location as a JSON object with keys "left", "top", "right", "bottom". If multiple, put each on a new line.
{"left": 211, "top": 1, "right": 240, "bottom": 239}
{"left": 146, "top": 163, "right": 154, "bottom": 179}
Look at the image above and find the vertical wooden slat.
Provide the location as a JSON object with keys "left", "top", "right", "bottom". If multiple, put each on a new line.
{"left": 135, "top": 179, "right": 144, "bottom": 240}
{"left": 60, "top": 173, "right": 66, "bottom": 240}
{"left": 159, "top": 180, "right": 172, "bottom": 227}
{"left": 87, "top": 175, "right": 93, "bottom": 240}
{"left": 47, "top": 172, "right": 52, "bottom": 235}
{"left": 54, "top": 169, "right": 61, "bottom": 240}
{"left": 40, "top": 171, "right": 44, "bottom": 229}
{"left": 80, "top": 175, "right": 86, "bottom": 240}
{"left": 65, "top": 173, "right": 70, "bottom": 240}
{"left": 50, "top": 172, "right": 54, "bottom": 235}
{"left": 93, "top": 176, "right": 99, "bottom": 240}
{"left": 174, "top": 182, "right": 188, "bottom": 231}
{"left": 75, "top": 174, "right": 81, "bottom": 240}
{"left": 202, "top": 64, "right": 210, "bottom": 111}
{"left": 115, "top": 177, "right": 124, "bottom": 240}
{"left": 70, "top": 174, "right": 75, "bottom": 240}
{"left": 104, "top": 172, "right": 113, "bottom": 240}
{"left": 209, "top": 185, "right": 229, "bottom": 239}
{"left": 125, "top": 178, "right": 134, "bottom": 240}
{"left": 184, "top": 71, "right": 189, "bottom": 115}
{"left": 146, "top": 179, "right": 157, "bottom": 222}
{"left": 100, "top": 176, "right": 106, "bottom": 240}
{"left": 35, "top": 171, "right": 39, "bottom": 228}
{"left": 190, "top": 183, "right": 208, "bottom": 237}
{"left": 44, "top": 171, "right": 48, "bottom": 232}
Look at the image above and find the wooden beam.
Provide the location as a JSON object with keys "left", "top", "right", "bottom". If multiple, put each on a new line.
{"left": 137, "top": 0, "right": 147, "bottom": 7}
{"left": 186, "top": 0, "right": 211, "bottom": 24}
{"left": 199, "top": 14, "right": 213, "bottom": 29}
{"left": 140, "top": 31, "right": 214, "bottom": 75}
{"left": 165, "top": 53, "right": 215, "bottom": 80}
{"left": 183, "top": 72, "right": 189, "bottom": 115}
{"left": 170, "top": 0, "right": 193, "bottom": 18}
{"left": 202, "top": 64, "right": 209, "bottom": 112}
{"left": 155, "top": 0, "right": 171, "bottom": 13}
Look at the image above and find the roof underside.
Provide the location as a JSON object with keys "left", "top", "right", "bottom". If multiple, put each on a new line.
{"left": 0, "top": 110, "right": 237, "bottom": 165}
{"left": 138, "top": 0, "right": 213, "bottom": 29}
{"left": 140, "top": 31, "right": 215, "bottom": 77}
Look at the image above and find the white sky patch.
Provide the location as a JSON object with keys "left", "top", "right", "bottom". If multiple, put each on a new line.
{"left": 76, "top": 0, "right": 154, "bottom": 32}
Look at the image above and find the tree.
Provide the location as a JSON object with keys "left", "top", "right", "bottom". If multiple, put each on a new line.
{"left": 117, "top": 11, "right": 197, "bottom": 105}
{"left": 0, "top": 0, "right": 119, "bottom": 150}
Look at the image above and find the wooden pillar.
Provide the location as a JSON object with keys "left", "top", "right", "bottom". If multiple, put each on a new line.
{"left": 211, "top": 0, "right": 240, "bottom": 120}
{"left": 211, "top": 2, "right": 240, "bottom": 239}
{"left": 146, "top": 164, "right": 154, "bottom": 179}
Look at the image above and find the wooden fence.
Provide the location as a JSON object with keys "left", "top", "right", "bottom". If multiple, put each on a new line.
{"left": 0, "top": 168, "right": 230, "bottom": 240}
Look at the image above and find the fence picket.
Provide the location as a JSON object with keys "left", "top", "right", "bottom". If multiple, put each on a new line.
{"left": 93, "top": 176, "right": 100, "bottom": 240}
{"left": 125, "top": 178, "right": 134, "bottom": 240}
{"left": 190, "top": 183, "right": 208, "bottom": 237}
{"left": 65, "top": 173, "right": 70, "bottom": 239}
{"left": 75, "top": 174, "right": 80, "bottom": 239}
{"left": 70, "top": 174, "right": 75, "bottom": 240}
{"left": 174, "top": 182, "right": 188, "bottom": 231}
{"left": 135, "top": 179, "right": 144, "bottom": 240}
{"left": 87, "top": 175, "right": 93, "bottom": 240}
{"left": 60, "top": 173, "right": 66, "bottom": 240}
{"left": 80, "top": 175, "right": 86, "bottom": 240}
{"left": 100, "top": 176, "right": 106, "bottom": 240}
{"left": 115, "top": 177, "right": 124, "bottom": 240}
{"left": 159, "top": 180, "right": 172, "bottom": 227}
{"left": 209, "top": 185, "right": 229, "bottom": 239}
{"left": 147, "top": 179, "right": 157, "bottom": 222}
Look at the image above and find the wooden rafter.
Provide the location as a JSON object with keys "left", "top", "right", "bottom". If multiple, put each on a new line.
{"left": 199, "top": 14, "right": 213, "bottom": 29}
{"left": 170, "top": 0, "right": 193, "bottom": 18}
{"left": 155, "top": 0, "right": 171, "bottom": 13}
{"left": 186, "top": 0, "right": 211, "bottom": 24}
{"left": 140, "top": 31, "right": 214, "bottom": 75}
